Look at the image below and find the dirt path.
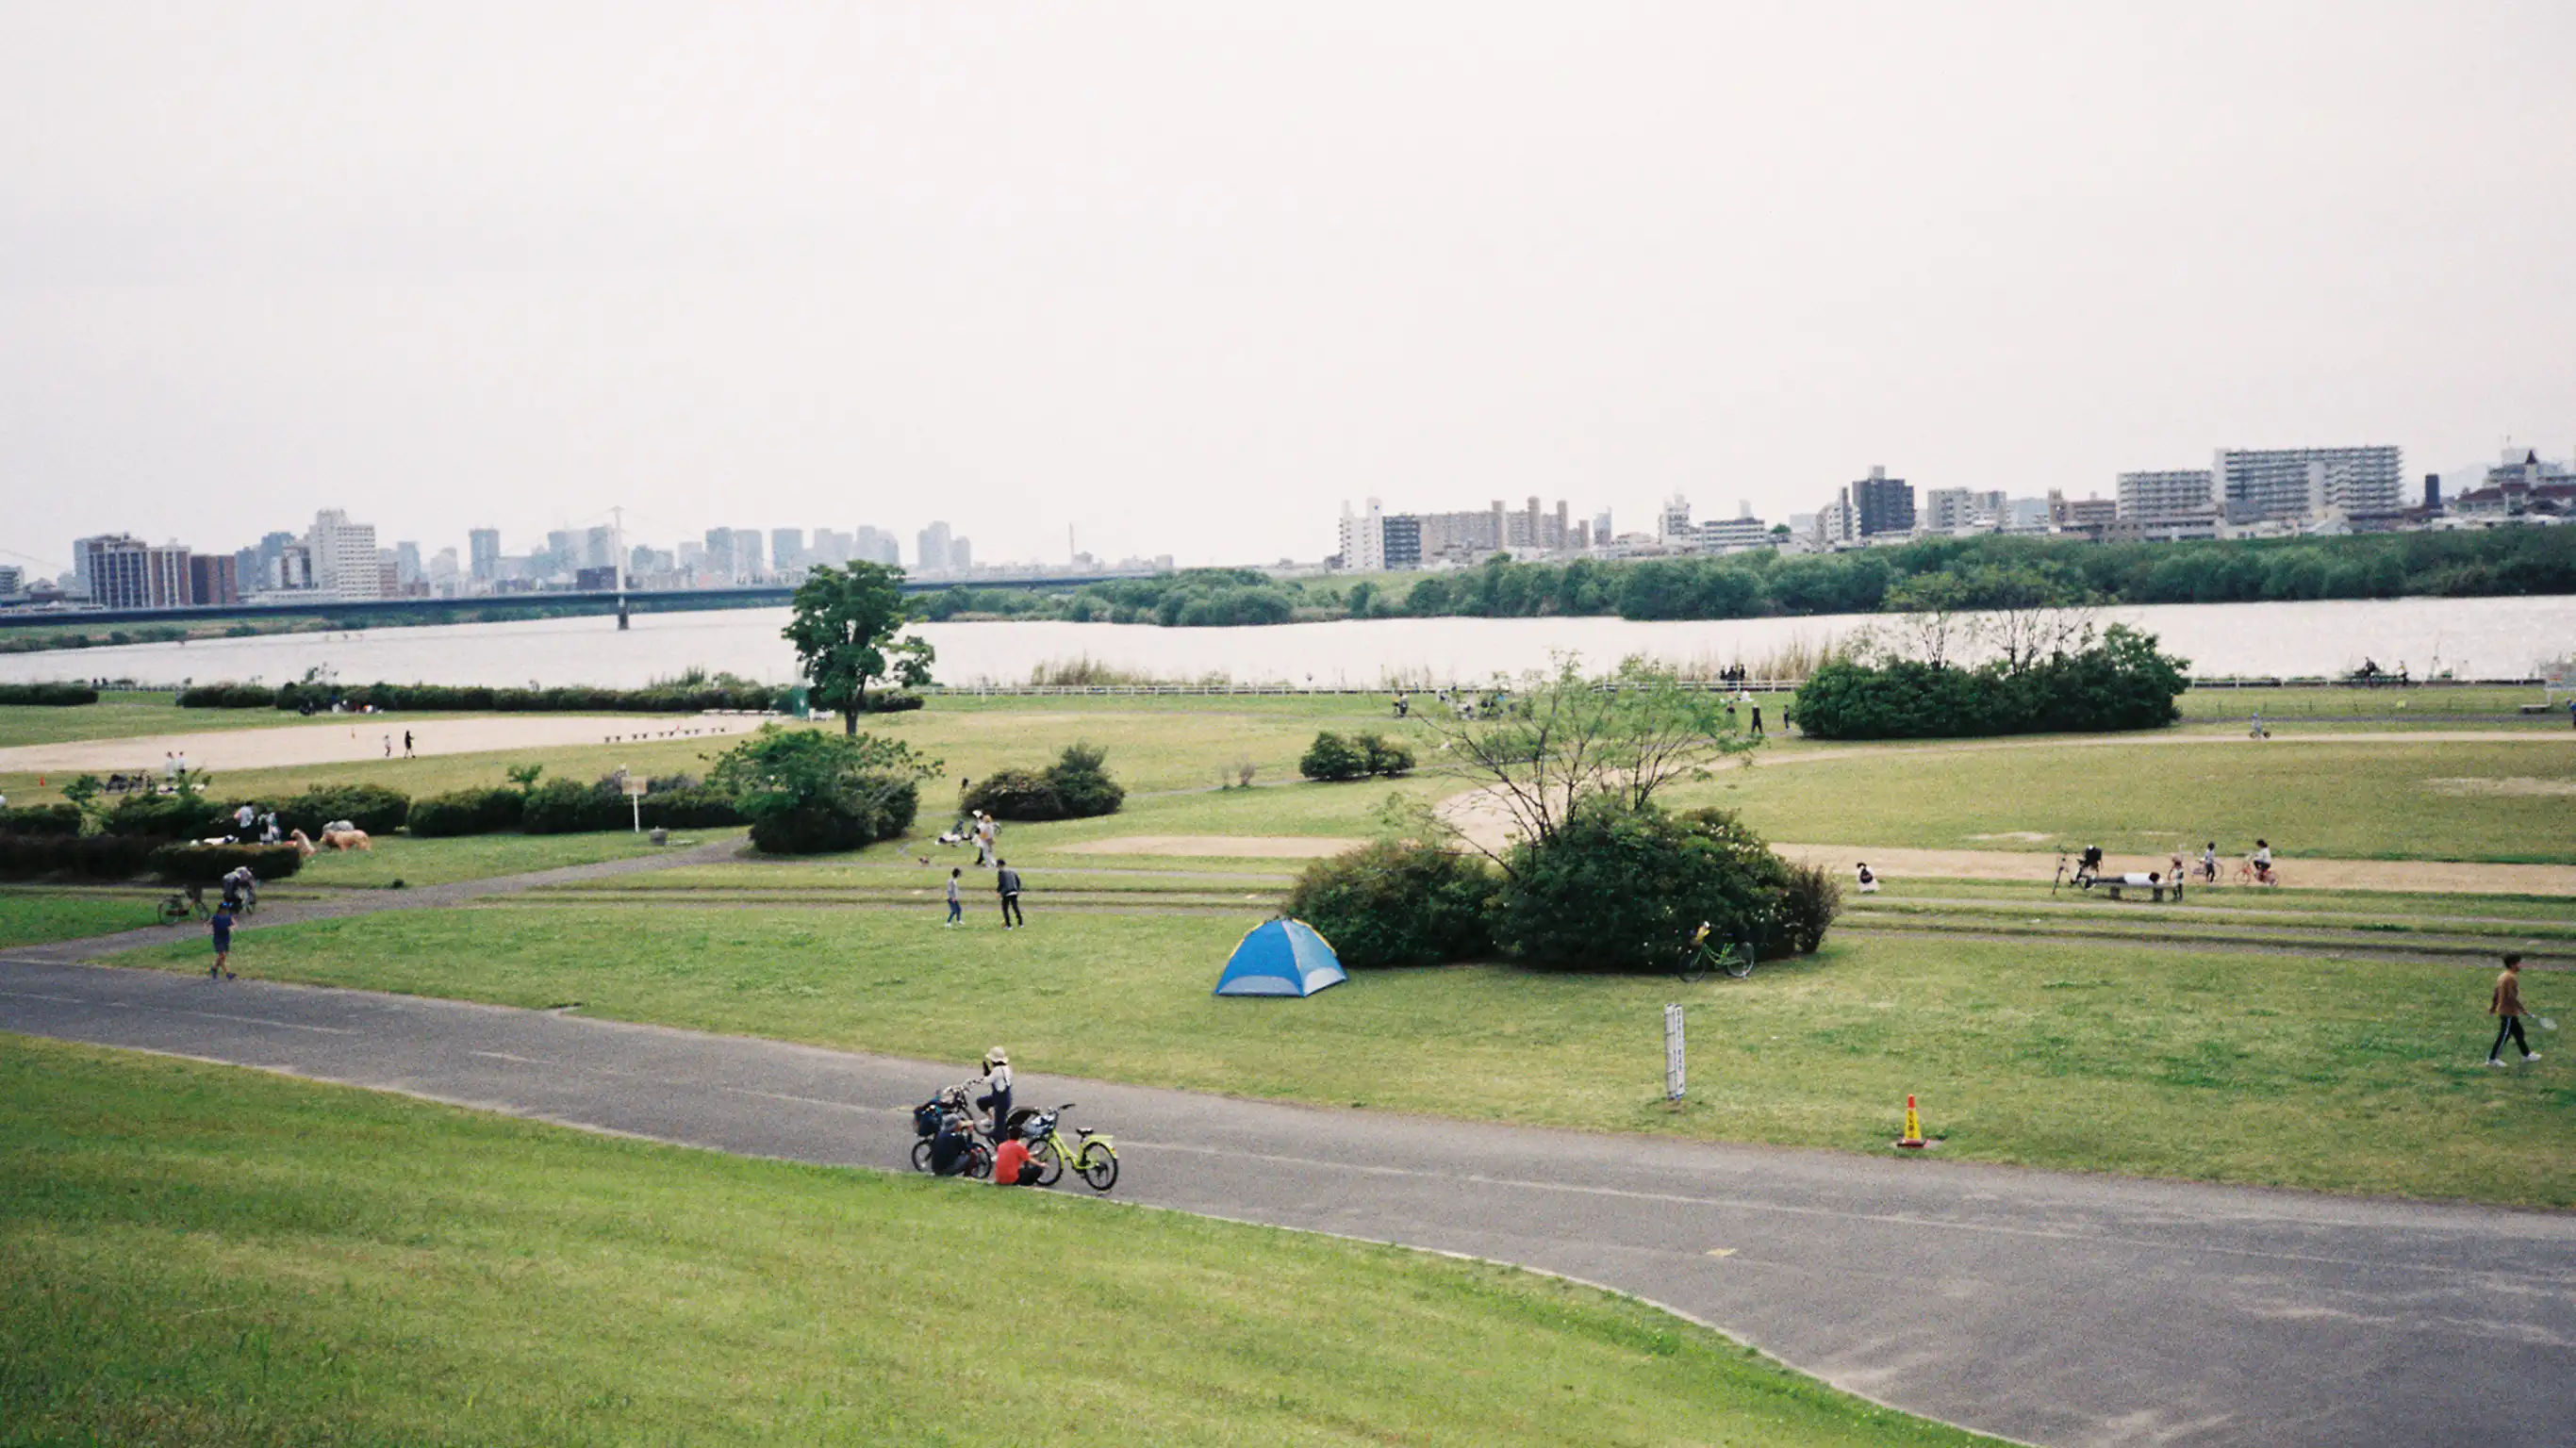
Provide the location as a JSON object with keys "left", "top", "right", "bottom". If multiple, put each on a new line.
{"left": 0, "top": 715, "right": 760, "bottom": 776}
{"left": 1778, "top": 843, "right": 2576, "bottom": 897}
{"left": 1058, "top": 833, "right": 1363, "bottom": 859}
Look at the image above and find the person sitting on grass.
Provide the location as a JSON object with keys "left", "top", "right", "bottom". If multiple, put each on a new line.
{"left": 929, "top": 1100, "right": 980, "bottom": 1176}
{"left": 991, "top": 1134, "right": 1046, "bottom": 1187}
{"left": 1855, "top": 862, "right": 1878, "bottom": 894}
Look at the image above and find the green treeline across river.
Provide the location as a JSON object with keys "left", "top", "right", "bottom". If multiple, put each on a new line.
{"left": 918, "top": 525, "right": 2576, "bottom": 628}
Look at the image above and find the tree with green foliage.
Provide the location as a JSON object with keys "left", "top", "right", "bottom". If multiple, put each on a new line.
{"left": 783, "top": 563, "right": 936, "bottom": 735}
{"left": 709, "top": 725, "right": 941, "bottom": 854}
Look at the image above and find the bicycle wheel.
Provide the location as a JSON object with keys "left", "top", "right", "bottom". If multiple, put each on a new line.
{"left": 1721, "top": 942, "right": 1754, "bottom": 980}
{"left": 910, "top": 1139, "right": 933, "bottom": 1174}
{"left": 157, "top": 898, "right": 187, "bottom": 926}
{"left": 1026, "top": 1135, "right": 1066, "bottom": 1186}
{"left": 966, "top": 1143, "right": 994, "bottom": 1180}
{"left": 1077, "top": 1143, "right": 1119, "bottom": 1193}
{"left": 1676, "top": 946, "right": 1708, "bottom": 984}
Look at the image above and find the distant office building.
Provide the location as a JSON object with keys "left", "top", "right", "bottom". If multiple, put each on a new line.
{"left": 274, "top": 543, "right": 313, "bottom": 591}
{"left": 0, "top": 565, "right": 23, "bottom": 598}
{"left": 1698, "top": 516, "right": 1771, "bottom": 551}
{"left": 677, "top": 539, "right": 707, "bottom": 573}
{"left": 255, "top": 531, "right": 297, "bottom": 589}
{"left": 1380, "top": 514, "right": 1422, "bottom": 569}
{"left": 729, "top": 528, "right": 763, "bottom": 581}
{"left": 1593, "top": 510, "right": 1613, "bottom": 547}
{"left": 856, "top": 525, "right": 900, "bottom": 567}
{"left": 2048, "top": 491, "right": 2119, "bottom": 533}
{"left": 395, "top": 541, "right": 425, "bottom": 584}
{"left": 1922, "top": 487, "right": 2006, "bottom": 533}
{"left": 543, "top": 530, "right": 576, "bottom": 578}
{"left": 2216, "top": 446, "right": 2403, "bottom": 521}
{"left": 810, "top": 528, "right": 851, "bottom": 567}
{"left": 2116, "top": 469, "right": 2216, "bottom": 521}
{"left": 949, "top": 536, "right": 973, "bottom": 573}
{"left": 770, "top": 528, "right": 806, "bottom": 571}
{"left": 1849, "top": 467, "right": 1915, "bottom": 537}
{"left": 2424, "top": 474, "right": 2443, "bottom": 512}
{"left": 468, "top": 528, "right": 501, "bottom": 583}
{"left": 575, "top": 567, "right": 619, "bottom": 591}
{"left": 308, "top": 510, "right": 382, "bottom": 601}
{"left": 188, "top": 553, "right": 239, "bottom": 607}
{"left": 431, "top": 548, "right": 460, "bottom": 583}
{"left": 916, "top": 521, "right": 953, "bottom": 574}
{"left": 1338, "top": 499, "right": 1387, "bottom": 571}
{"left": 1659, "top": 495, "right": 1693, "bottom": 542}
{"left": 76, "top": 535, "right": 192, "bottom": 609}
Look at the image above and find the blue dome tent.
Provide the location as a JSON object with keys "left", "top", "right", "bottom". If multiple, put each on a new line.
{"left": 1214, "top": 919, "right": 1348, "bottom": 997}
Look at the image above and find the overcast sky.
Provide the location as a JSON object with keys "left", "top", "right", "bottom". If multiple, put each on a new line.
{"left": 6, "top": 2, "right": 2572, "bottom": 574}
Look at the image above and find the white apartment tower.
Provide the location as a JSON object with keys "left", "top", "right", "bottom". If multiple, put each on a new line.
{"left": 307, "top": 509, "right": 382, "bottom": 601}
{"left": 2116, "top": 469, "right": 2216, "bottom": 521}
{"left": 2215, "top": 447, "right": 2403, "bottom": 522}
{"left": 1659, "top": 495, "right": 1693, "bottom": 543}
{"left": 1337, "top": 500, "right": 1387, "bottom": 571}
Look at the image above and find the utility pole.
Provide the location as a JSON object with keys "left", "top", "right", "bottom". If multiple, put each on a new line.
{"left": 613, "top": 505, "right": 630, "bottom": 631}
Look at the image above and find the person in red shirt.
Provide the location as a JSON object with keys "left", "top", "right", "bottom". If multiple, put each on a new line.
{"left": 991, "top": 1136, "right": 1046, "bottom": 1187}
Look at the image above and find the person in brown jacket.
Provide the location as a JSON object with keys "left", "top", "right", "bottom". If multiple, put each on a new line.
{"left": 2487, "top": 954, "right": 2538, "bottom": 1066}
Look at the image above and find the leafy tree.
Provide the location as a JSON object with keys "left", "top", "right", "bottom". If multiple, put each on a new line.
{"left": 710, "top": 725, "right": 940, "bottom": 854}
{"left": 1299, "top": 731, "right": 1367, "bottom": 782}
{"left": 962, "top": 742, "right": 1126, "bottom": 821}
{"left": 1284, "top": 839, "right": 1500, "bottom": 967}
{"left": 1415, "top": 654, "right": 1759, "bottom": 871}
{"left": 784, "top": 563, "right": 936, "bottom": 735}
{"left": 1492, "top": 799, "right": 1827, "bottom": 971}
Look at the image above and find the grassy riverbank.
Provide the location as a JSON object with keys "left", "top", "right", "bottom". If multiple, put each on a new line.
{"left": 107, "top": 908, "right": 2576, "bottom": 1207}
{"left": 0, "top": 1036, "right": 1993, "bottom": 1447}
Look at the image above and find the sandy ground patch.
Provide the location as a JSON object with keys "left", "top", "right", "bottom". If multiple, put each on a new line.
{"left": 1058, "top": 834, "right": 1365, "bottom": 859}
{"left": 0, "top": 715, "right": 760, "bottom": 776}
{"left": 1775, "top": 843, "right": 2576, "bottom": 897}
{"left": 2424, "top": 777, "right": 2576, "bottom": 797}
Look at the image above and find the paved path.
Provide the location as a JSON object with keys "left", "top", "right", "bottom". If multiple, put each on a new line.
{"left": 3, "top": 960, "right": 2568, "bottom": 1448}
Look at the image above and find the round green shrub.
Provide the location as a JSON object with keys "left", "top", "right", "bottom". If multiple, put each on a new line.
{"left": 1299, "top": 732, "right": 1367, "bottom": 782}
{"left": 1283, "top": 839, "right": 1499, "bottom": 967}
{"left": 1494, "top": 801, "right": 1799, "bottom": 972}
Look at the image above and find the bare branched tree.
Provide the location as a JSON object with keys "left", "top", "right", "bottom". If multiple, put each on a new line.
{"left": 1413, "top": 653, "right": 1761, "bottom": 874}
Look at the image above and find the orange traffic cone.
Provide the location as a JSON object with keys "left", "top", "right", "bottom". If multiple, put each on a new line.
{"left": 1896, "top": 1094, "right": 1929, "bottom": 1150}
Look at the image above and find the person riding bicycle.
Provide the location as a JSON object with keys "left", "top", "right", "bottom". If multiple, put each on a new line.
{"left": 2251, "top": 839, "right": 2275, "bottom": 884}
{"left": 2199, "top": 842, "right": 2219, "bottom": 883}
{"left": 219, "top": 864, "right": 257, "bottom": 912}
{"left": 974, "top": 1047, "right": 1014, "bottom": 1137}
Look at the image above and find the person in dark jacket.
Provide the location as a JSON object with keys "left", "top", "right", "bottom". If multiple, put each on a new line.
{"left": 2487, "top": 954, "right": 2539, "bottom": 1065}
{"left": 209, "top": 901, "right": 237, "bottom": 980}
{"left": 996, "top": 859, "right": 1025, "bottom": 929}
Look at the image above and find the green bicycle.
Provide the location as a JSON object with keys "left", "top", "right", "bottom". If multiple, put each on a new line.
{"left": 1020, "top": 1103, "right": 1119, "bottom": 1193}
{"left": 1676, "top": 921, "right": 1755, "bottom": 982}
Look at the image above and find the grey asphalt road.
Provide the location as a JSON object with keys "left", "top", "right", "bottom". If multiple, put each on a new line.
{"left": 4, "top": 957, "right": 2571, "bottom": 1448}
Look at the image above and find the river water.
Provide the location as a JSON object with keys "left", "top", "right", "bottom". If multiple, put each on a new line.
{"left": 6, "top": 596, "right": 2571, "bottom": 689}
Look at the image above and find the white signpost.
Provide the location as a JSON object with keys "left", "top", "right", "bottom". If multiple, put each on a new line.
{"left": 1663, "top": 1003, "right": 1686, "bottom": 1101}
{"left": 620, "top": 765, "right": 646, "bottom": 832}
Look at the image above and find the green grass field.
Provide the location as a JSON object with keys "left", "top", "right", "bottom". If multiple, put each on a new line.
{"left": 0, "top": 1036, "right": 1991, "bottom": 1447}
{"left": 0, "top": 889, "right": 162, "bottom": 946}
{"left": 1675, "top": 738, "right": 2576, "bottom": 863}
{"left": 107, "top": 905, "right": 2576, "bottom": 1208}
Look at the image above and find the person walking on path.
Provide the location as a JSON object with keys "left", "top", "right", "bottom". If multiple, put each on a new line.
{"left": 2487, "top": 954, "right": 2539, "bottom": 1065}
{"left": 403, "top": 730, "right": 415, "bottom": 758}
{"left": 944, "top": 867, "right": 963, "bottom": 927}
{"left": 208, "top": 902, "right": 237, "bottom": 980}
{"left": 1750, "top": 702, "right": 1764, "bottom": 737}
{"left": 996, "top": 859, "right": 1025, "bottom": 929}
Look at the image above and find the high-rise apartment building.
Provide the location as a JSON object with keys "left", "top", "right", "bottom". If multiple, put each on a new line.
{"left": 2116, "top": 469, "right": 2216, "bottom": 521}
{"left": 188, "top": 554, "right": 239, "bottom": 606}
{"left": 77, "top": 535, "right": 192, "bottom": 608}
{"left": 810, "top": 529, "right": 851, "bottom": 567}
{"left": 770, "top": 528, "right": 805, "bottom": 571}
{"left": 949, "top": 537, "right": 972, "bottom": 573}
{"left": 307, "top": 510, "right": 382, "bottom": 601}
{"left": 1338, "top": 500, "right": 1387, "bottom": 571}
{"left": 582, "top": 526, "right": 615, "bottom": 570}
{"left": 916, "top": 521, "right": 953, "bottom": 573}
{"left": 395, "top": 541, "right": 424, "bottom": 584}
{"left": 1593, "top": 510, "right": 1613, "bottom": 545}
{"left": 1381, "top": 515, "right": 1423, "bottom": 569}
{"left": 1922, "top": 487, "right": 2007, "bottom": 533}
{"left": 2216, "top": 447, "right": 2403, "bottom": 522}
{"left": 1659, "top": 496, "right": 1693, "bottom": 542}
{"left": 469, "top": 528, "right": 501, "bottom": 583}
{"left": 1848, "top": 467, "right": 1915, "bottom": 537}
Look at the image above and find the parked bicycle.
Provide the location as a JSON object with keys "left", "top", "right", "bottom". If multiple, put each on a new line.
{"left": 1676, "top": 921, "right": 1754, "bottom": 982}
{"left": 908, "top": 1085, "right": 995, "bottom": 1179}
{"left": 1019, "top": 1103, "right": 1119, "bottom": 1193}
{"left": 156, "top": 883, "right": 208, "bottom": 927}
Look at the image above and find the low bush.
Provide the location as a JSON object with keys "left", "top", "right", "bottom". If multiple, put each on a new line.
{"left": 1792, "top": 625, "right": 2188, "bottom": 740}
{"left": 1773, "top": 859, "right": 1842, "bottom": 957}
{"left": 520, "top": 777, "right": 746, "bottom": 834}
{"left": 404, "top": 788, "right": 527, "bottom": 837}
{"left": 268, "top": 681, "right": 779, "bottom": 715}
{"left": 1300, "top": 731, "right": 1416, "bottom": 782}
{"left": 0, "top": 803, "right": 82, "bottom": 835}
{"left": 963, "top": 744, "right": 1125, "bottom": 821}
{"left": 176, "top": 683, "right": 278, "bottom": 708}
{"left": 272, "top": 784, "right": 412, "bottom": 838}
{"left": 104, "top": 793, "right": 234, "bottom": 840}
{"left": 864, "top": 691, "right": 926, "bottom": 714}
{"left": 0, "top": 833, "right": 161, "bottom": 880}
{"left": 0, "top": 682, "right": 99, "bottom": 706}
{"left": 149, "top": 843, "right": 305, "bottom": 883}
{"left": 1494, "top": 801, "right": 1811, "bottom": 972}
{"left": 1284, "top": 839, "right": 1500, "bottom": 967}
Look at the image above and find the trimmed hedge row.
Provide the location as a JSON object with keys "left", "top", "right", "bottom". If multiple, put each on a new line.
{"left": 149, "top": 843, "right": 305, "bottom": 883}
{"left": 0, "top": 683, "right": 99, "bottom": 706}
{"left": 405, "top": 788, "right": 525, "bottom": 837}
{"left": 521, "top": 779, "right": 743, "bottom": 834}
{"left": 0, "top": 803, "right": 83, "bottom": 835}
{"left": 275, "top": 682, "right": 783, "bottom": 714}
{"left": 0, "top": 833, "right": 162, "bottom": 880}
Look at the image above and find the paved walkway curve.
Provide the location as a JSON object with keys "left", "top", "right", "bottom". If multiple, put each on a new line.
{"left": 2, "top": 960, "right": 2569, "bottom": 1448}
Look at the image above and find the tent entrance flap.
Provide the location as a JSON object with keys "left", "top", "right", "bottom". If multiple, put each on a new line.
{"left": 1214, "top": 919, "right": 1348, "bottom": 997}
